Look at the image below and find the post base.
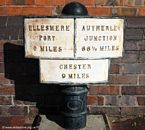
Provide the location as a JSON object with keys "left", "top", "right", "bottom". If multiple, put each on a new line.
{"left": 38, "top": 115, "right": 108, "bottom": 130}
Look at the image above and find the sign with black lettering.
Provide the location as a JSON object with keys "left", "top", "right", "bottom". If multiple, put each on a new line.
{"left": 40, "top": 59, "right": 110, "bottom": 84}
{"left": 25, "top": 17, "right": 124, "bottom": 59}
{"left": 75, "top": 18, "right": 124, "bottom": 59}
{"left": 24, "top": 18, "right": 74, "bottom": 58}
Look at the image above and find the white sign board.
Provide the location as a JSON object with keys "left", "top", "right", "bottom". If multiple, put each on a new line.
{"left": 40, "top": 59, "right": 110, "bottom": 84}
{"left": 75, "top": 18, "right": 124, "bottom": 59}
{"left": 25, "top": 18, "right": 124, "bottom": 59}
{"left": 24, "top": 18, "right": 74, "bottom": 58}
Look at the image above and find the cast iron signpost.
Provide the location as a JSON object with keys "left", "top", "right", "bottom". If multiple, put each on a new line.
{"left": 24, "top": 18, "right": 124, "bottom": 84}
{"left": 40, "top": 59, "right": 109, "bottom": 84}
{"left": 25, "top": 18, "right": 74, "bottom": 58}
{"left": 24, "top": 2, "right": 124, "bottom": 130}
{"left": 25, "top": 18, "right": 124, "bottom": 60}
{"left": 75, "top": 18, "right": 124, "bottom": 59}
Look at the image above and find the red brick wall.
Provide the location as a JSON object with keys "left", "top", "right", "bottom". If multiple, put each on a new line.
{"left": 0, "top": 0, "right": 145, "bottom": 16}
{"left": 0, "top": 0, "right": 145, "bottom": 129}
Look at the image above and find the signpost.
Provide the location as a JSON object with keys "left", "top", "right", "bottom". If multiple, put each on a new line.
{"left": 24, "top": 17, "right": 124, "bottom": 84}
{"left": 24, "top": 18, "right": 124, "bottom": 60}
{"left": 24, "top": 3, "right": 124, "bottom": 129}
{"left": 24, "top": 18, "right": 74, "bottom": 58}
{"left": 75, "top": 18, "right": 124, "bottom": 59}
{"left": 40, "top": 59, "right": 110, "bottom": 84}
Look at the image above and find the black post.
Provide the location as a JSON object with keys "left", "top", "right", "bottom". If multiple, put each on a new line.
{"left": 61, "top": 2, "right": 88, "bottom": 130}
{"left": 61, "top": 86, "right": 88, "bottom": 130}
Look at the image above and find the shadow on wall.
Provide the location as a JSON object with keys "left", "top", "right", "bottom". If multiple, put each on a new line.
{"left": 4, "top": 43, "right": 65, "bottom": 128}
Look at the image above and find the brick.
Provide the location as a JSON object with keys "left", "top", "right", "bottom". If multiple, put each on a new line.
{"left": 125, "top": 41, "right": 145, "bottom": 51}
{"left": 0, "top": 52, "right": 4, "bottom": 62}
{"left": 89, "top": 85, "right": 120, "bottom": 95}
{"left": 25, "top": 0, "right": 35, "bottom": 5}
{"left": 0, "top": 62, "right": 4, "bottom": 73}
{"left": 82, "top": 0, "right": 95, "bottom": 5}
{"left": 110, "top": 64, "right": 120, "bottom": 74}
{"left": 105, "top": 96, "right": 119, "bottom": 106}
{"left": 50, "top": 0, "right": 65, "bottom": 5}
{"left": 8, "top": 106, "right": 28, "bottom": 115}
{"left": 35, "top": 0, "right": 48, "bottom": 5}
{"left": 6, "top": 0, "right": 24, "bottom": 5}
{"left": 6, "top": 0, "right": 12, "bottom": 4}
{"left": 111, "top": 116, "right": 145, "bottom": 130}
{"left": 14, "top": 98, "right": 36, "bottom": 106}
{"left": 0, "top": 0, "right": 5, "bottom": 5}
{"left": 125, "top": 28, "right": 144, "bottom": 41}
{"left": 121, "top": 107, "right": 145, "bottom": 116}
{"left": 116, "top": 7, "right": 137, "bottom": 16}
{"left": 121, "top": 63, "right": 145, "bottom": 74}
{"left": 111, "top": 122, "right": 133, "bottom": 130}
{"left": 0, "top": 42, "right": 4, "bottom": 52}
{"left": 127, "top": 17, "right": 145, "bottom": 28}
{"left": 110, "top": 75, "right": 137, "bottom": 84}
{"left": 105, "top": 0, "right": 121, "bottom": 6}
{"left": 112, "top": 52, "right": 138, "bottom": 63}
{"left": 0, "top": 74, "right": 12, "bottom": 84}
{"left": 95, "top": 0, "right": 105, "bottom": 5}
{"left": 138, "top": 7, "right": 145, "bottom": 16}
{"left": 0, "top": 41, "right": 5, "bottom": 51}
{"left": 139, "top": 52, "right": 145, "bottom": 63}
{"left": 105, "top": 96, "right": 137, "bottom": 106}
{"left": 122, "top": 86, "right": 145, "bottom": 95}
{"left": 89, "top": 107, "right": 121, "bottom": 115}
{"left": 0, "top": 106, "right": 28, "bottom": 116}
{"left": 0, "top": 116, "right": 26, "bottom": 127}
{"left": 88, "top": 7, "right": 111, "bottom": 16}
{"left": 10, "top": 116, "right": 26, "bottom": 127}
{"left": 135, "top": 0, "right": 143, "bottom": 5}
{"left": 105, "top": 96, "right": 118, "bottom": 106}
{"left": 120, "top": 0, "right": 125, "bottom": 5}
{"left": 124, "top": 41, "right": 138, "bottom": 51}
{"left": 6, "top": 7, "right": 23, "bottom": 16}
{"left": 35, "top": 0, "right": 65, "bottom": 6}
{"left": 28, "top": 106, "right": 39, "bottom": 122}
{"left": 87, "top": 95, "right": 104, "bottom": 105}
{"left": 138, "top": 42, "right": 145, "bottom": 51}
{"left": 139, "top": 75, "right": 145, "bottom": 85}
{"left": 124, "top": 0, "right": 135, "bottom": 6}
{"left": 0, "top": 41, "right": 4, "bottom": 51}
{"left": 137, "top": 97, "right": 145, "bottom": 105}
{"left": 0, "top": 96, "right": 12, "bottom": 105}
{"left": 0, "top": 107, "right": 2, "bottom": 115}
{"left": 22, "top": 7, "right": 52, "bottom": 16}
{"left": 0, "top": 7, "right": 6, "bottom": 16}
{"left": 0, "top": 84, "right": 15, "bottom": 95}
{"left": 65, "top": 0, "right": 94, "bottom": 5}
